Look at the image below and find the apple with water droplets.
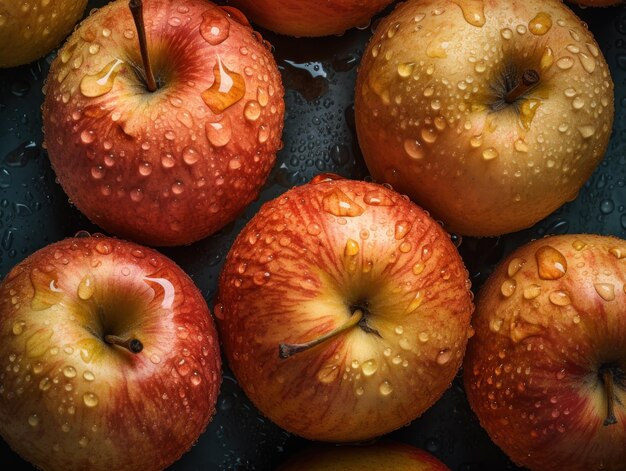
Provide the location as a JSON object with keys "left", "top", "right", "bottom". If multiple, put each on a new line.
{"left": 0, "top": 235, "right": 221, "bottom": 470}
{"left": 355, "top": 0, "right": 614, "bottom": 237}
{"left": 278, "top": 442, "right": 450, "bottom": 470}
{"left": 215, "top": 175, "right": 474, "bottom": 441}
{"left": 464, "top": 234, "right": 626, "bottom": 471}
{"left": 43, "top": 0, "right": 284, "bottom": 246}
{"left": 0, "top": 0, "right": 87, "bottom": 68}
{"left": 230, "top": 0, "right": 394, "bottom": 37}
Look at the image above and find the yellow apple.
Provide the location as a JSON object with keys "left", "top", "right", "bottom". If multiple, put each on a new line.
{"left": 0, "top": 0, "right": 87, "bottom": 68}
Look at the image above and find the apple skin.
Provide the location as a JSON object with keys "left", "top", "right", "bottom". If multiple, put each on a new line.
{"left": 0, "top": 235, "right": 221, "bottom": 471}
{"left": 43, "top": 0, "right": 285, "bottom": 246}
{"left": 464, "top": 234, "right": 626, "bottom": 471}
{"left": 229, "top": 0, "right": 394, "bottom": 37}
{"left": 0, "top": 0, "right": 87, "bottom": 68}
{"left": 277, "top": 442, "right": 450, "bottom": 470}
{"left": 215, "top": 175, "right": 474, "bottom": 442}
{"left": 355, "top": 0, "right": 614, "bottom": 237}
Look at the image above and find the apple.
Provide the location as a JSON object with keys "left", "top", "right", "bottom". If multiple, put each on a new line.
{"left": 0, "top": 234, "right": 221, "bottom": 471}
{"left": 43, "top": 0, "right": 285, "bottom": 247}
{"left": 464, "top": 234, "right": 626, "bottom": 471}
{"left": 355, "top": 0, "right": 614, "bottom": 237}
{"left": 229, "top": 0, "right": 394, "bottom": 37}
{"left": 0, "top": 0, "right": 87, "bottom": 68}
{"left": 215, "top": 175, "right": 474, "bottom": 442}
{"left": 278, "top": 442, "right": 450, "bottom": 470}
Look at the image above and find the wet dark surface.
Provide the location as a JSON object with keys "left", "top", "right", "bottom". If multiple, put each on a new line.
{"left": 1, "top": 1, "right": 625, "bottom": 469}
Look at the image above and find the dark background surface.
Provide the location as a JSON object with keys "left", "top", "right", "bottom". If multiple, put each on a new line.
{"left": 1, "top": 0, "right": 625, "bottom": 469}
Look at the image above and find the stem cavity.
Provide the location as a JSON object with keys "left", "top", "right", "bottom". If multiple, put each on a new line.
{"left": 129, "top": 0, "right": 157, "bottom": 92}
{"left": 105, "top": 334, "right": 144, "bottom": 354}
{"left": 279, "top": 310, "right": 364, "bottom": 359}
{"left": 505, "top": 69, "right": 540, "bottom": 104}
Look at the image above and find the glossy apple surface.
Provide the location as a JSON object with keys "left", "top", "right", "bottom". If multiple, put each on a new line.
{"left": 43, "top": 0, "right": 284, "bottom": 246}
{"left": 464, "top": 234, "right": 626, "bottom": 471}
{"left": 355, "top": 0, "right": 614, "bottom": 236}
{"left": 0, "top": 235, "right": 221, "bottom": 471}
{"left": 278, "top": 442, "right": 450, "bottom": 470}
{"left": 230, "top": 0, "right": 394, "bottom": 37}
{"left": 0, "top": 0, "right": 87, "bottom": 68}
{"left": 216, "top": 176, "right": 474, "bottom": 442}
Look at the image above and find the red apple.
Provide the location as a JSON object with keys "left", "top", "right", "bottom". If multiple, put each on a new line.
{"left": 278, "top": 442, "right": 450, "bottom": 470}
{"left": 355, "top": 0, "right": 614, "bottom": 236}
{"left": 0, "top": 234, "right": 221, "bottom": 470}
{"left": 215, "top": 175, "right": 474, "bottom": 442}
{"left": 43, "top": 0, "right": 285, "bottom": 246}
{"left": 464, "top": 234, "right": 626, "bottom": 471}
{"left": 230, "top": 0, "right": 394, "bottom": 37}
{"left": 0, "top": 0, "right": 87, "bottom": 68}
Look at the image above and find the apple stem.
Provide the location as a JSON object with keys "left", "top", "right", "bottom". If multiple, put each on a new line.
{"left": 505, "top": 69, "right": 540, "bottom": 103}
{"left": 278, "top": 310, "right": 364, "bottom": 359}
{"left": 129, "top": 0, "right": 158, "bottom": 92}
{"left": 104, "top": 334, "right": 144, "bottom": 354}
{"left": 603, "top": 369, "right": 618, "bottom": 426}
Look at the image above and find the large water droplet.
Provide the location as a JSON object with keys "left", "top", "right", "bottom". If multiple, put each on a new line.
{"left": 321, "top": 189, "right": 364, "bottom": 217}
{"left": 453, "top": 0, "right": 485, "bottom": 28}
{"left": 379, "top": 381, "right": 393, "bottom": 396}
{"left": 201, "top": 56, "right": 245, "bottom": 114}
{"left": 317, "top": 364, "right": 340, "bottom": 384}
{"left": 594, "top": 283, "right": 615, "bottom": 301}
{"left": 200, "top": 7, "right": 231, "bottom": 45}
{"left": 361, "top": 359, "right": 378, "bottom": 376}
{"left": 77, "top": 275, "right": 95, "bottom": 300}
{"left": 500, "top": 279, "right": 517, "bottom": 297}
{"left": 83, "top": 392, "right": 99, "bottom": 407}
{"left": 80, "top": 59, "right": 125, "bottom": 98}
{"left": 535, "top": 246, "right": 567, "bottom": 280}
{"left": 528, "top": 12, "right": 552, "bottom": 36}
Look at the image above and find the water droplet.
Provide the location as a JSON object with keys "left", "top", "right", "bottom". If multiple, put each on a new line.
{"left": 205, "top": 117, "right": 232, "bottom": 148}
{"left": 609, "top": 248, "right": 626, "bottom": 259}
{"left": 540, "top": 46, "right": 554, "bottom": 70}
{"left": 412, "top": 263, "right": 425, "bottom": 275}
{"left": 363, "top": 191, "right": 393, "bottom": 206}
{"left": 578, "top": 125, "right": 595, "bottom": 139}
{"left": 191, "top": 371, "right": 202, "bottom": 386}
{"left": 572, "top": 96, "right": 585, "bottom": 110}
{"left": 501, "top": 279, "right": 517, "bottom": 297}
{"left": 321, "top": 189, "right": 364, "bottom": 217}
{"left": 397, "top": 62, "right": 415, "bottom": 78}
{"left": 77, "top": 275, "right": 95, "bottom": 300}
{"left": 201, "top": 56, "right": 245, "bottom": 113}
{"left": 436, "top": 349, "right": 452, "bottom": 365}
{"left": 578, "top": 52, "right": 596, "bottom": 74}
{"left": 244, "top": 100, "right": 261, "bottom": 121}
{"left": 28, "top": 414, "right": 39, "bottom": 427}
{"left": 200, "top": 7, "right": 231, "bottom": 45}
{"left": 379, "top": 381, "right": 393, "bottom": 396}
{"left": 523, "top": 284, "right": 542, "bottom": 300}
{"left": 453, "top": 0, "right": 485, "bottom": 28}
{"left": 317, "top": 363, "right": 340, "bottom": 384}
{"left": 421, "top": 127, "right": 438, "bottom": 144}
{"left": 344, "top": 239, "right": 359, "bottom": 256}
{"left": 63, "top": 366, "right": 77, "bottom": 378}
{"left": 482, "top": 148, "right": 499, "bottom": 160}
{"left": 519, "top": 99, "right": 541, "bottom": 130}
{"left": 12, "top": 321, "right": 26, "bottom": 335}
{"left": 80, "top": 130, "right": 95, "bottom": 144}
{"left": 306, "top": 223, "right": 322, "bottom": 236}
{"left": 594, "top": 283, "right": 615, "bottom": 301}
{"left": 508, "top": 258, "right": 526, "bottom": 277}
{"left": 405, "top": 290, "right": 425, "bottom": 313}
{"left": 426, "top": 39, "right": 448, "bottom": 58}
{"left": 361, "top": 359, "right": 378, "bottom": 376}
{"left": 403, "top": 138, "right": 423, "bottom": 159}
{"left": 83, "top": 371, "right": 95, "bottom": 382}
{"left": 549, "top": 291, "right": 571, "bottom": 306}
{"left": 556, "top": 57, "right": 574, "bottom": 70}
{"left": 80, "top": 59, "right": 125, "bottom": 98}
{"left": 83, "top": 392, "right": 99, "bottom": 407}
{"left": 572, "top": 240, "right": 586, "bottom": 251}
{"left": 535, "top": 246, "right": 567, "bottom": 280}
{"left": 528, "top": 12, "right": 552, "bottom": 35}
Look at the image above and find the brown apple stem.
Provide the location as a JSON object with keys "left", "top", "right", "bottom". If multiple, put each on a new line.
{"left": 129, "top": 0, "right": 157, "bottom": 92}
{"left": 104, "top": 334, "right": 144, "bottom": 354}
{"left": 603, "top": 369, "right": 618, "bottom": 426}
{"left": 278, "top": 310, "right": 364, "bottom": 359}
{"left": 505, "top": 69, "right": 540, "bottom": 103}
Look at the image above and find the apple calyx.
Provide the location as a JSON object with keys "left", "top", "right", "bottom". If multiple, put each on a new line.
{"left": 279, "top": 309, "right": 366, "bottom": 359}
{"left": 600, "top": 366, "right": 621, "bottom": 426}
{"left": 104, "top": 334, "right": 144, "bottom": 354}
{"left": 505, "top": 69, "right": 540, "bottom": 104}
{"left": 129, "top": 0, "right": 158, "bottom": 92}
